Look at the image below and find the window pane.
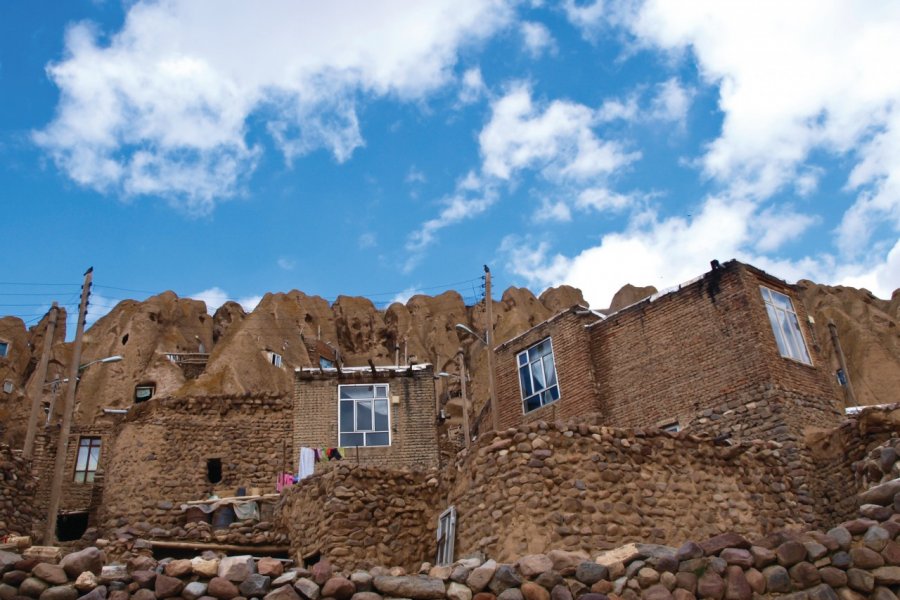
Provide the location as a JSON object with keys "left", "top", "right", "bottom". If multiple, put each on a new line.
{"left": 517, "top": 353, "right": 527, "bottom": 366}
{"left": 374, "top": 400, "right": 389, "bottom": 431}
{"left": 519, "top": 366, "right": 533, "bottom": 398}
{"left": 86, "top": 471, "right": 95, "bottom": 483}
{"left": 340, "top": 432, "right": 364, "bottom": 447}
{"left": 74, "top": 471, "right": 85, "bottom": 483}
{"left": 88, "top": 446, "right": 101, "bottom": 470}
{"left": 367, "top": 432, "right": 389, "bottom": 446}
{"left": 75, "top": 448, "right": 88, "bottom": 472}
{"left": 339, "top": 401, "right": 354, "bottom": 432}
{"left": 788, "top": 316, "right": 811, "bottom": 363}
{"left": 528, "top": 345, "right": 541, "bottom": 362}
{"left": 340, "top": 386, "right": 373, "bottom": 400}
{"left": 544, "top": 354, "right": 557, "bottom": 387}
{"left": 531, "top": 359, "right": 546, "bottom": 391}
{"left": 548, "top": 385, "right": 560, "bottom": 401}
{"left": 357, "top": 399, "right": 373, "bottom": 431}
{"left": 765, "top": 305, "right": 789, "bottom": 356}
{"left": 779, "top": 310, "right": 800, "bottom": 359}
{"left": 375, "top": 385, "right": 388, "bottom": 398}
{"left": 524, "top": 394, "right": 541, "bottom": 413}
{"left": 770, "top": 290, "right": 793, "bottom": 311}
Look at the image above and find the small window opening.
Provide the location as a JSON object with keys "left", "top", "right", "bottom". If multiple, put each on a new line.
{"left": 74, "top": 437, "right": 101, "bottom": 483}
{"left": 2, "top": 380, "right": 13, "bottom": 394}
{"left": 836, "top": 369, "right": 848, "bottom": 386}
{"left": 134, "top": 384, "right": 155, "bottom": 403}
{"left": 303, "top": 551, "right": 322, "bottom": 569}
{"left": 121, "top": 334, "right": 129, "bottom": 345}
{"left": 0, "top": 341, "right": 9, "bottom": 358}
{"left": 207, "top": 458, "right": 223, "bottom": 484}
{"left": 319, "top": 356, "right": 335, "bottom": 369}
{"left": 269, "top": 352, "right": 283, "bottom": 368}
{"left": 661, "top": 421, "right": 681, "bottom": 433}
{"left": 57, "top": 511, "right": 89, "bottom": 542}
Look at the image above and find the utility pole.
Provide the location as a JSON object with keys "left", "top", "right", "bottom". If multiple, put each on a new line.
{"left": 23, "top": 302, "right": 59, "bottom": 459}
{"left": 483, "top": 265, "right": 498, "bottom": 432}
{"left": 457, "top": 348, "right": 470, "bottom": 449}
{"left": 44, "top": 268, "right": 92, "bottom": 544}
{"left": 828, "top": 320, "right": 857, "bottom": 407}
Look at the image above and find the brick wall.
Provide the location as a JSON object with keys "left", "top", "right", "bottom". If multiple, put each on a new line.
{"left": 493, "top": 310, "right": 598, "bottom": 430}
{"left": 293, "top": 367, "right": 439, "bottom": 470}
{"left": 98, "top": 393, "right": 293, "bottom": 534}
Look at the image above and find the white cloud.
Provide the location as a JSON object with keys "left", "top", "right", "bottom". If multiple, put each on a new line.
{"left": 406, "top": 166, "right": 427, "bottom": 184}
{"left": 597, "top": 97, "right": 639, "bottom": 122}
{"left": 191, "top": 287, "right": 261, "bottom": 314}
{"left": 752, "top": 206, "right": 819, "bottom": 253}
{"left": 277, "top": 257, "right": 296, "bottom": 271}
{"left": 391, "top": 286, "right": 421, "bottom": 305}
{"left": 358, "top": 232, "right": 377, "bottom": 249}
{"left": 458, "top": 67, "right": 487, "bottom": 105}
{"left": 534, "top": 198, "right": 572, "bottom": 222}
{"left": 649, "top": 77, "right": 692, "bottom": 124}
{"left": 575, "top": 187, "right": 634, "bottom": 213}
{"left": 520, "top": 21, "right": 556, "bottom": 57}
{"left": 619, "top": 1, "right": 900, "bottom": 255}
{"left": 35, "top": 0, "right": 514, "bottom": 212}
{"left": 479, "top": 83, "right": 639, "bottom": 181}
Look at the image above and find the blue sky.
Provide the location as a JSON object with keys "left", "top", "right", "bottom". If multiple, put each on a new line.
{"left": 2, "top": 1, "right": 899, "bottom": 337}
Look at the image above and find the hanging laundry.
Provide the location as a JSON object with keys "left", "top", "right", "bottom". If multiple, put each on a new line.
{"left": 298, "top": 447, "right": 316, "bottom": 480}
{"left": 327, "top": 447, "right": 343, "bottom": 461}
{"left": 276, "top": 472, "right": 294, "bottom": 492}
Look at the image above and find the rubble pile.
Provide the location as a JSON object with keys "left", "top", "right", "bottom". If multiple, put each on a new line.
{"left": 855, "top": 437, "right": 900, "bottom": 490}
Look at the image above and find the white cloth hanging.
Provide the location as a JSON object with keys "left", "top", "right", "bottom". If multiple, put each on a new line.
{"left": 298, "top": 447, "right": 316, "bottom": 481}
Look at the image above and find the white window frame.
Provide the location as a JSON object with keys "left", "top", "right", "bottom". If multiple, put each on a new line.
{"left": 660, "top": 421, "right": 681, "bottom": 433}
{"left": 760, "top": 286, "right": 812, "bottom": 365}
{"left": 269, "top": 352, "right": 283, "bottom": 368}
{"left": 337, "top": 384, "right": 391, "bottom": 447}
{"left": 435, "top": 506, "right": 457, "bottom": 566}
{"left": 74, "top": 436, "right": 101, "bottom": 483}
{"left": 517, "top": 337, "right": 561, "bottom": 414}
{"left": 0, "top": 340, "right": 9, "bottom": 358}
{"left": 134, "top": 384, "right": 155, "bottom": 403}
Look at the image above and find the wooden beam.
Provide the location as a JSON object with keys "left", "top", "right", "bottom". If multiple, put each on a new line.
{"left": 149, "top": 540, "right": 290, "bottom": 554}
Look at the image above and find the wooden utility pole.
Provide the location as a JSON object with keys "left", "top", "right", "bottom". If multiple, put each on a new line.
{"left": 44, "top": 268, "right": 92, "bottom": 544}
{"left": 483, "top": 266, "right": 498, "bottom": 432}
{"left": 828, "top": 320, "right": 857, "bottom": 407}
{"left": 23, "top": 303, "right": 59, "bottom": 459}
{"left": 457, "top": 348, "right": 470, "bottom": 449}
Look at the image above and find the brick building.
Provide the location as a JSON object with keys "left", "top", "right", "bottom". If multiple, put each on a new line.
{"left": 493, "top": 260, "right": 843, "bottom": 443}
{"left": 293, "top": 364, "right": 439, "bottom": 471}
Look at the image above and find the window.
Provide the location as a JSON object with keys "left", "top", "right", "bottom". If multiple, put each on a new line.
{"left": 435, "top": 506, "right": 457, "bottom": 566}
{"left": 517, "top": 338, "right": 560, "bottom": 413}
{"left": 338, "top": 384, "right": 390, "bottom": 447}
{"left": 661, "top": 421, "right": 681, "bottom": 433}
{"left": 74, "top": 437, "right": 101, "bottom": 483}
{"left": 134, "top": 384, "right": 155, "bottom": 403}
{"left": 2, "top": 380, "right": 13, "bottom": 394}
{"left": 319, "top": 356, "right": 335, "bottom": 369}
{"left": 269, "top": 352, "right": 283, "bottom": 368}
{"left": 760, "top": 287, "right": 811, "bottom": 365}
{"left": 206, "top": 458, "right": 222, "bottom": 484}
{"left": 0, "top": 341, "right": 8, "bottom": 358}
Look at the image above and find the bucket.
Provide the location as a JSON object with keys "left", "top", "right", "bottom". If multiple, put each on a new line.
{"left": 185, "top": 506, "right": 210, "bottom": 524}
{"left": 211, "top": 506, "right": 235, "bottom": 530}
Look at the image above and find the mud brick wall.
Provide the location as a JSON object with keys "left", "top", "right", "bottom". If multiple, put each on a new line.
{"left": 590, "top": 262, "right": 841, "bottom": 439}
{"left": 447, "top": 420, "right": 805, "bottom": 563}
{"left": 293, "top": 367, "right": 439, "bottom": 471}
{"left": 0, "top": 444, "right": 36, "bottom": 536}
{"left": 277, "top": 464, "right": 441, "bottom": 571}
{"left": 494, "top": 310, "right": 598, "bottom": 430}
{"left": 99, "top": 393, "right": 293, "bottom": 533}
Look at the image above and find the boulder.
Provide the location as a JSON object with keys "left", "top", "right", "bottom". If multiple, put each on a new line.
{"left": 219, "top": 556, "right": 256, "bottom": 583}
{"left": 575, "top": 563, "right": 608, "bottom": 586}
{"left": 517, "top": 556, "right": 553, "bottom": 579}
{"left": 20, "top": 577, "right": 49, "bottom": 598}
{"left": 547, "top": 551, "right": 588, "bottom": 576}
{"left": 763, "top": 565, "right": 791, "bottom": 594}
{"left": 32, "top": 565, "right": 67, "bottom": 586}
{"left": 311, "top": 561, "right": 332, "bottom": 586}
{"left": 847, "top": 569, "right": 875, "bottom": 594}
{"left": 696, "top": 572, "right": 724, "bottom": 600}
{"left": 497, "top": 589, "right": 523, "bottom": 600}
{"left": 872, "top": 566, "right": 900, "bottom": 585}
{"left": 164, "top": 559, "right": 193, "bottom": 578}
{"left": 74, "top": 572, "right": 99, "bottom": 592}
{"left": 351, "top": 594, "right": 383, "bottom": 600}
{"left": 700, "top": 534, "right": 749, "bottom": 557}
{"left": 448, "top": 582, "right": 473, "bottom": 600}
{"left": 183, "top": 582, "right": 209, "bottom": 600}
{"left": 38, "top": 585, "right": 77, "bottom": 600}
{"left": 490, "top": 566, "right": 523, "bottom": 595}
{"left": 193, "top": 558, "right": 220, "bottom": 578}
{"left": 521, "top": 582, "right": 550, "bottom": 600}
{"left": 806, "top": 584, "right": 839, "bottom": 600}
{"left": 264, "top": 586, "right": 301, "bottom": 600}
{"left": 59, "top": 548, "right": 103, "bottom": 578}
{"left": 153, "top": 574, "right": 184, "bottom": 599}
{"left": 293, "top": 577, "right": 320, "bottom": 600}
{"left": 373, "top": 576, "right": 446, "bottom": 599}
{"left": 467, "top": 562, "right": 498, "bottom": 592}
{"left": 273, "top": 571, "right": 299, "bottom": 587}
{"left": 0, "top": 552, "right": 22, "bottom": 573}
{"left": 320, "top": 577, "right": 353, "bottom": 600}
{"left": 78, "top": 585, "right": 107, "bottom": 600}
{"left": 724, "top": 566, "right": 751, "bottom": 600}
{"left": 240, "top": 574, "right": 272, "bottom": 598}
{"left": 208, "top": 577, "right": 241, "bottom": 599}
{"left": 859, "top": 479, "right": 900, "bottom": 506}
{"left": 641, "top": 585, "right": 672, "bottom": 600}
{"left": 258, "top": 559, "right": 284, "bottom": 579}
{"left": 776, "top": 541, "right": 808, "bottom": 567}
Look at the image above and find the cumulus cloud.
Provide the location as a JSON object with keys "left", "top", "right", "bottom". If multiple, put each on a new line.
{"left": 621, "top": 1, "right": 900, "bottom": 255}
{"left": 35, "top": 0, "right": 514, "bottom": 213}
{"left": 479, "top": 83, "right": 639, "bottom": 181}
{"left": 191, "top": 287, "right": 261, "bottom": 314}
{"left": 534, "top": 198, "right": 572, "bottom": 222}
{"left": 520, "top": 21, "right": 556, "bottom": 57}
{"left": 277, "top": 257, "right": 296, "bottom": 271}
{"left": 458, "top": 67, "right": 488, "bottom": 105}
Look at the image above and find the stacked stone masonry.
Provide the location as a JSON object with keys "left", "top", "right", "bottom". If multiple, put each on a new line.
{"left": 99, "top": 393, "right": 293, "bottom": 537}
{"left": 0, "top": 444, "right": 35, "bottom": 537}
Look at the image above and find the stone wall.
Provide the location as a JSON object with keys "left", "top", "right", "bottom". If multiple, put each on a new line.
{"left": 446, "top": 419, "right": 806, "bottom": 563}
{"left": 0, "top": 444, "right": 36, "bottom": 537}
{"left": 293, "top": 367, "right": 439, "bottom": 471}
{"left": 277, "top": 464, "right": 441, "bottom": 571}
{"left": 99, "top": 393, "right": 293, "bottom": 534}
